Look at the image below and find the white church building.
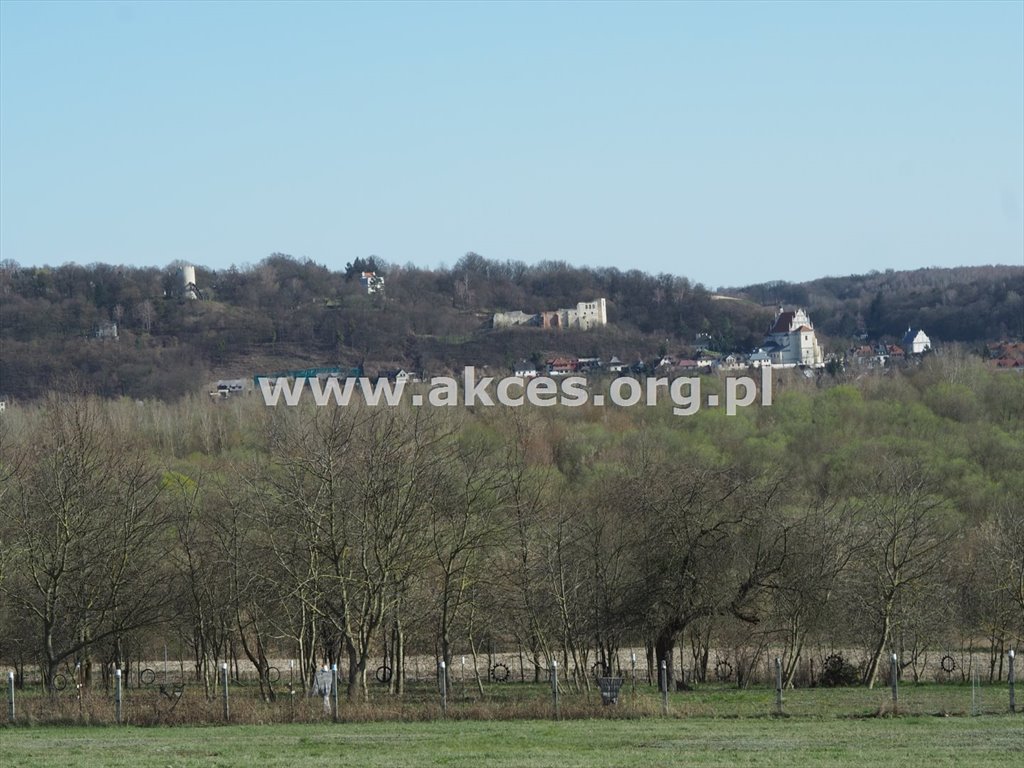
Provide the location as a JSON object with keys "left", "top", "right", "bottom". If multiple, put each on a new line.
{"left": 757, "top": 307, "right": 825, "bottom": 368}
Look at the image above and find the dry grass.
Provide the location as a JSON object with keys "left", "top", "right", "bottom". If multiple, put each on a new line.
{"left": 5, "top": 677, "right": 1017, "bottom": 728}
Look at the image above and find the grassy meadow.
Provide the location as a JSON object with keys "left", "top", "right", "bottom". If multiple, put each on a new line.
{"left": 3, "top": 683, "right": 1022, "bottom": 767}
{"left": 2, "top": 716, "right": 1022, "bottom": 768}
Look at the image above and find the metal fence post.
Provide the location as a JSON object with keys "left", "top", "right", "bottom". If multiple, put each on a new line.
{"left": 331, "top": 664, "right": 339, "bottom": 723}
{"left": 115, "top": 668, "right": 122, "bottom": 725}
{"left": 890, "top": 653, "right": 898, "bottom": 714}
{"left": 551, "top": 659, "right": 559, "bottom": 720}
{"left": 221, "top": 662, "right": 229, "bottom": 722}
{"left": 438, "top": 661, "right": 447, "bottom": 717}
{"left": 660, "top": 660, "right": 668, "bottom": 715}
{"left": 1007, "top": 651, "right": 1015, "bottom": 720}
{"left": 7, "top": 670, "right": 14, "bottom": 723}
{"left": 774, "top": 657, "right": 783, "bottom": 714}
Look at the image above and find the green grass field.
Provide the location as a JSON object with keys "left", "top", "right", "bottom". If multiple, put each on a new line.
{"left": 4, "top": 682, "right": 1022, "bottom": 766}
{"left": 2, "top": 717, "right": 1022, "bottom": 768}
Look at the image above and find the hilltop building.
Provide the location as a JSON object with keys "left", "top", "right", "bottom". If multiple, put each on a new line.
{"left": 359, "top": 272, "right": 385, "bottom": 295}
{"left": 177, "top": 265, "right": 200, "bottom": 300}
{"left": 493, "top": 298, "right": 608, "bottom": 331}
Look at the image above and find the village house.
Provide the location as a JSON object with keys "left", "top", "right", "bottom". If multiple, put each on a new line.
{"left": 546, "top": 357, "right": 578, "bottom": 376}
{"left": 513, "top": 360, "right": 539, "bottom": 378}
{"left": 607, "top": 356, "right": 626, "bottom": 373}
{"left": 901, "top": 328, "right": 932, "bottom": 355}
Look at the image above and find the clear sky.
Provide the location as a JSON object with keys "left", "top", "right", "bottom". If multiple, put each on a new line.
{"left": 1, "top": 1, "right": 1021, "bottom": 289}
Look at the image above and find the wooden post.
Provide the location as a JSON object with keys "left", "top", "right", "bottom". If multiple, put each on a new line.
{"left": 631, "top": 652, "right": 637, "bottom": 697}
{"left": 331, "top": 664, "right": 339, "bottom": 723}
{"left": 774, "top": 657, "right": 783, "bottom": 714}
{"left": 890, "top": 653, "right": 898, "bottom": 715}
{"left": 221, "top": 662, "right": 229, "bottom": 722}
{"left": 1007, "top": 651, "right": 1015, "bottom": 720}
{"left": 115, "top": 668, "right": 122, "bottom": 725}
{"left": 438, "top": 661, "right": 447, "bottom": 717}
{"left": 551, "top": 659, "right": 559, "bottom": 720}
{"left": 660, "top": 660, "right": 668, "bottom": 715}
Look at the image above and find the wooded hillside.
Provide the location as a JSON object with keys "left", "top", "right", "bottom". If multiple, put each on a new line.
{"left": 1, "top": 256, "right": 1020, "bottom": 400}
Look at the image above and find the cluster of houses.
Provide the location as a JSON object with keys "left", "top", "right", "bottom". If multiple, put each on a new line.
{"left": 846, "top": 329, "right": 932, "bottom": 368}
{"left": 210, "top": 307, "right": 949, "bottom": 398}
{"left": 986, "top": 341, "right": 1024, "bottom": 370}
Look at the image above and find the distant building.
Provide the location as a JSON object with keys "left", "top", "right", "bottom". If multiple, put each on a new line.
{"left": 546, "top": 357, "right": 578, "bottom": 376}
{"left": 901, "top": 328, "right": 931, "bottom": 355}
{"left": 493, "top": 298, "right": 608, "bottom": 331}
{"left": 93, "top": 321, "right": 119, "bottom": 340}
{"left": 178, "top": 265, "right": 200, "bottom": 300}
{"left": 760, "top": 307, "right": 824, "bottom": 368}
{"left": 210, "top": 379, "right": 248, "bottom": 398}
{"left": 359, "top": 272, "right": 385, "bottom": 295}
{"left": 513, "top": 360, "right": 539, "bottom": 378}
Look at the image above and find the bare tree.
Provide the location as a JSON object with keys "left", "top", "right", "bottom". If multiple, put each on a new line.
{"left": 853, "top": 463, "right": 953, "bottom": 688}
{"left": 769, "top": 499, "right": 864, "bottom": 687}
{"left": 1, "top": 395, "right": 173, "bottom": 690}
{"left": 255, "top": 405, "right": 452, "bottom": 701}
{"left": 616, "top": 443, "right": 787, "bottom": 680}
{"left": 427, "top": 427, "right": 508, "bottom": 693}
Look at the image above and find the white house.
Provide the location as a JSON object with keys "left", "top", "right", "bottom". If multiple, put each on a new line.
{"left": 359, "top": 272, "right": 385, "bottom": 295}
{"left": 761, "top": 307, "right": 824, "bottom": 368}
{"left": 901, "top": 328, "right": 931, "bottom": 355}
{"left": 513, "top": 360, "right": 538, "bottom": 378}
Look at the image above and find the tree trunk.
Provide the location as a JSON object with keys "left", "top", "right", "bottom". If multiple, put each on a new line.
{"left": 654, "top": 629, "right": 676, "bottom": 686}
{"left": 863, "top": 608, "right": 892, "bottom": 689}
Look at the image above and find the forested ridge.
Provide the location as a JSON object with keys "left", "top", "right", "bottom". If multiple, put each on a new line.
{"left": 1, "top": 256, "right": 1020, "bottom": 401}
{"left": 0, "top": 356, "right": 1021, "bottom": 698}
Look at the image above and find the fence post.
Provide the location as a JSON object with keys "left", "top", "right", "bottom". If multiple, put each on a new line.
{"left": 115, "top": 668, "right": 122, "bottom": 725}
{"left": 631, "top": 652, "right": 637, "bottom": 697}
{"left": 660, "top": 660, "right": 668, "bottom": 715}
{"left": 331, "top": 664, "right": 339, "bottom": 723}
{"left": 438, "top": 661, "right": 447, "bottom": 717}
{"left": 890, "top": 653, "right": 898, "bottom": 714}
{"left": 774, "top": 657, "right": 783, "bottom": 714}
{"left": 551, "top": 659, "right": 559, "bottom": 720}
{"left": 221, "top": 662, "right": 229, "bottom": 722}
{"left": 1007, "top": 651, "right": 1015, "bottom": 716}
{"left": 7, "top": 670, "right": 14, "bottom": 723}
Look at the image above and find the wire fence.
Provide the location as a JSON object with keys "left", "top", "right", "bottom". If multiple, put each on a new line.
{"left": 5, "top": 660, "right": 1018, "bottom": 727}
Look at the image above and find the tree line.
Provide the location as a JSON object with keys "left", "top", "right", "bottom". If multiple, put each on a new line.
{"left": 1, "top": 354, "right": 1021, "bottom": 699}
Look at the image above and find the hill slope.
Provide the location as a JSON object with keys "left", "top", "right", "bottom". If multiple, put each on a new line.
{"left": 1, "top": 256, "right": 1020, "bottom": 400}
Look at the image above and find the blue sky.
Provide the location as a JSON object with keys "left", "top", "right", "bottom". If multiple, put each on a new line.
{"left": 1, "top": 0, "right": 1021, "bottom": 289}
